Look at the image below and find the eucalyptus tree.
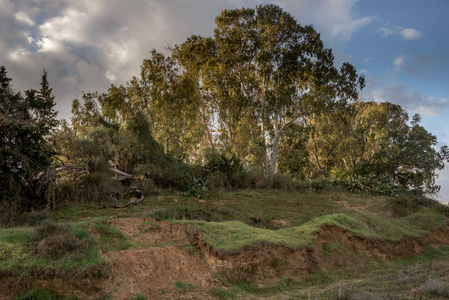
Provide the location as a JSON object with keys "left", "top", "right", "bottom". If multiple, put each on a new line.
{"left": 175, "top": 4, "right": 363, "bottom": 183}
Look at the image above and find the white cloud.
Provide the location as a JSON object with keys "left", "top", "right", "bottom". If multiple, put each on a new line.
{"left": 378, "top": 25, "right": 423, "bottom": 40}
{"left": 378, "top": 27, "right": 395, "bottom": 36}
{"left": 0, "top": 0, "right": 375, "bottom": 120}
{"left": 417, "top": 106, "right": 440, "bottom": 117}
{"left": 401, "top": 28, "right": 423, "bottom": 40}
{"left": 277, "top": 0, "right": 373, "bottom": 43}
{"left": 369, "top": 85, "right": 449, "bottom": 117}
{"left": 393, "top": 55, "right": 405, "bottom": 70}
{"left": 15, "top": 11, "right": 34, "bottom": 26}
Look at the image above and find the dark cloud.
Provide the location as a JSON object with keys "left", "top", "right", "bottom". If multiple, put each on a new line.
{"left": 402, "top": 54, "right": 440, "bottom": 76}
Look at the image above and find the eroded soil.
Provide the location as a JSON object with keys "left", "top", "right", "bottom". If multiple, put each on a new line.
{"left": 2, "top": 217, "right": 449, "bottom": 299}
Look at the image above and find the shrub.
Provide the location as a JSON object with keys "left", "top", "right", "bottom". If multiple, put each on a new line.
{"left": 272, "top": 173, "right": 293, "bottom": 191}
{"left": 56, "top": 170, "right": 117, "bottom": 205}
{"left": 335, "top": 175, "right": 403, "bottom": 197}
{"left": 184, "top": 177, "right": 209, "bottom": 199}
{"left": 419, "top": 278, "right": 449, "bottom": 297}
{"left": 204, "top": 151, "right": 246, "bottom": 190}
{"left": 32, "top": 221, "right": 90, "bottom": 259}
{"left": 245, "top": 167, "right": 267, "bottom": 189}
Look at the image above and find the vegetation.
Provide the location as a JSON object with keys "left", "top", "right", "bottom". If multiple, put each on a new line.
{"left": 1, "top": 4, "right": 449, "bottom": 299}
{"left": 1, "top": 5, "right": 447, "bottom": 225}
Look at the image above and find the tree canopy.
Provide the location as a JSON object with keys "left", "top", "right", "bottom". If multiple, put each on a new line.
{"left": 0, "top": 67, "right": 58, "bottom": 212}
{"left": 0, "top": 4, "right": 447, "bottom": 219}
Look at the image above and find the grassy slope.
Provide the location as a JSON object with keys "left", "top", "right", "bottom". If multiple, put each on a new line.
{"left": 191, "top": 210, "right": 444, "bottom": 252}
{"left": 1, "top": 189, "right": 449, "bottom": 299}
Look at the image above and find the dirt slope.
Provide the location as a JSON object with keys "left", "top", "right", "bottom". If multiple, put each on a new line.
{"left": 3, "top": 217, "right": 449, "bottom": 299}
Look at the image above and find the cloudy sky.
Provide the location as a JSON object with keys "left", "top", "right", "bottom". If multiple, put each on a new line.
{"left": 1, "top": 0, "right": 448, "bottom": 201}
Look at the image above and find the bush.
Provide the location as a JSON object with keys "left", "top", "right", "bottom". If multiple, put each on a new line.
{"left": 56, "top": 171, "right": 117, "bottom": 205}
{"left": 272, "top": 173, "right": 293, "bottom": 191}
{"left": 147, "top": 161, "right": 192, "bottom": 190}
{"left": 335, "top": 175, "right": 403, "bottom": 197}
{"left": 184, "top": 177, "right": 209, "bottom": 199}
{"left": 419, "top": 278, "right": 449, "bottom": 297}
{"left": 31, "top": 221, "right": 90, "bottom": 260}
{"left": 204, "top": 151, "right": 246, "bottom": 190}
{"left": 388, "top": 196, "right": 420, "bottom": 217}
{"left": 245, "top": 167, "right": 268, "bottom": 189}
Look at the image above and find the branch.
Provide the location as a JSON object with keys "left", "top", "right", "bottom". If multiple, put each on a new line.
{"left": 109, "top": 189, "right": 144, "bottom": 209}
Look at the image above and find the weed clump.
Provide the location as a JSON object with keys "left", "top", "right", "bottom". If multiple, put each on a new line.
{"left": 419, "top": 278, "right": 449, "bottom": 297}
{"left": 32, "top": 221, "right": 90, "bottom": 259}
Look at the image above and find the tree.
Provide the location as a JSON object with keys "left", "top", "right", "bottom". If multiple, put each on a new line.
{"left": 357, "top": 109, "right": 448, "bottom": 194}
{"left": 174, "top": 4, "right": 363, "bottom": 184}
{"left": 0, "top": 66, "right": 58, "bottom": 212}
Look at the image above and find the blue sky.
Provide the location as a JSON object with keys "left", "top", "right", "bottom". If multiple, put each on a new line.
{"left": 1, "top": 0, "right": 448, "bottom": 201}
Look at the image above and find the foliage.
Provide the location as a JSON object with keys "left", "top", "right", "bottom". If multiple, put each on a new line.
{"left": 174, "top": 4, "right": 363, "bottom": 184}
{"left": 0, "top": 67, "right": 58, "bottom": 212}
{"left": 204, "top": 151, "right": 246, "bottom": 190}
{"left": 271, "top": 173, "right": 294, "bottom": 191}
{"left": 336, "top": 175, "right": 403, "bottom": 197}
{"left": 184, "top": 177, "right": 209, "bottom": 199}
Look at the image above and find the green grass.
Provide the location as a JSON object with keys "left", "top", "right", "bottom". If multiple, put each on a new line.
{"left": 174, "top": 281, "right": 195, "bottom": 292}
{"left": 0, "top": 221, "right": 109, "bottom": 281}
{"left": 93, "top": 221, "right": 132, "bottom": 252}
{"left": 188, "top": 211, "right": 444, "bottom": 252}
{"left": 2, "top": 189, "right": 448, "bottom": 299}
{"left": 15, "top": 289, "right": 78, "bottom": 300}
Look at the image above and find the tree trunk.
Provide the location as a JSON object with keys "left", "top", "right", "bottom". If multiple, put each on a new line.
{"left": 267, "top": 110, "right": 282, "bottom": 187}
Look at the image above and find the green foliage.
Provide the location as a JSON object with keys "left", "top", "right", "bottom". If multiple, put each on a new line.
{"left": 93, "top": 221, "right": 131, "bottom": 252}
{"left": 245, "top": 167, "right": 268, "bottom": 189}
{"left": 211, "top": 287, "right": 237, "bottom": 300}
{"left": 0, "top": 66, "right": 58, "bottom": 213}
{"left": 184, "top": 177, "right": 209, "bottom": 199}
{"left": 204, "top": 151, "right": 246, "bottom": 190}
{"left": 336, "top": 175, "right": 403, "bottom": 197}
{"left": 271, "top": 173, "right": 293, "bottom": 191}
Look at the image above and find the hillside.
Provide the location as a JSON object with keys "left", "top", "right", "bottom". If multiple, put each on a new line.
{"left": 1, "top": 189, "right": 449, "bottom": 299}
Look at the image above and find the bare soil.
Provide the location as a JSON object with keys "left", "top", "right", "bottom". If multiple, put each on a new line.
{"left": 2, "top": 218, "right": 449, "bottom": 299}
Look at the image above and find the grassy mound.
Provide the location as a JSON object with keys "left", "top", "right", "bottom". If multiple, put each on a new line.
{"left": 189, "top": 210, "right": 446, "bottom": 252}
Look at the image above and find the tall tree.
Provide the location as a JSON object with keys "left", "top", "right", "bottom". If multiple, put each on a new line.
{"left": 0, "top": 66, "right": 58, "bottom": 211}
{"left": 175, "top": 4, "right": 363, "bottom": 183}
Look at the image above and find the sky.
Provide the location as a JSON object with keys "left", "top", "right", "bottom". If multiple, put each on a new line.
{"left": 1, "top": 0, "right": 448, "bottom": 201}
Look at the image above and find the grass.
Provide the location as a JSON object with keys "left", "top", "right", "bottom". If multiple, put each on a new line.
{"left": 187, "top": 211, "right": 444, "bottom": 252}
{"left": 92, "top": 221, "right": 132, "bottom": 252}
{"left": 15, "top": 289, "right": 78, "bottom": 299}
{"left": 1, "top": 189, "right": 448, "bottom": 299}
{"left": 175, "top": 281, "right": 195, "bottom": 292}
{"left": 0, "top": 220, "right": 109, "bottom": 282}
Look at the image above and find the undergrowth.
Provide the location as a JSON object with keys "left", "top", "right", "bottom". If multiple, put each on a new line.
{"left": 0, "top": 220, "right": 109, "bottom": 283}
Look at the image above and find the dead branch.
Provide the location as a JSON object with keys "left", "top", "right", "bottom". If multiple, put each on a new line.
{"left": 109, "top": 189, "right": 144, "bottom": 209}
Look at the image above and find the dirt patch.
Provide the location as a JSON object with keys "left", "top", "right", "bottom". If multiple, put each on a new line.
{"left": 110, "top": 217, "right": 189, "bottom": 246}
{"left": 4, "top": 218, "right": 449, "bottom": 299}
{"left": 104, "top": 247, "right": 216, "bottom": 299}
